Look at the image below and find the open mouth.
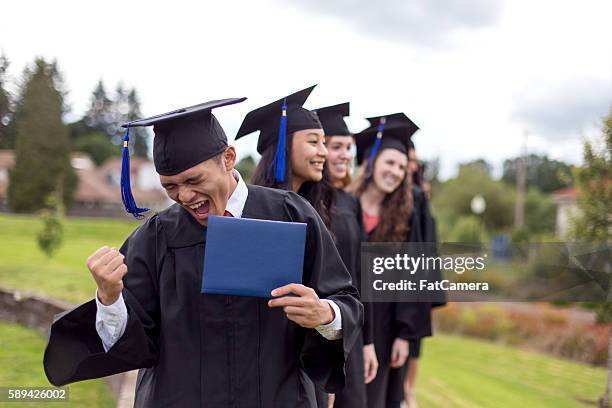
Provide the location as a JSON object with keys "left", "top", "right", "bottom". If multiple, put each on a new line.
{"left": 187, "top": 200, "right": 211, "bottom": 219}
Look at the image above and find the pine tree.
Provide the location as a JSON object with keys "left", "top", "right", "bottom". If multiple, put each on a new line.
{"left": 0, "top": 51, "right": 13, "bottom": 148}
{"left": 69, "top": 80, "right": 150, "bottom": 165}
{"left": 83, "top": 79, "right": 112, "bottom": 134}
{"left": 7, "top": 58, "right": 77, "bottom": 213}
{"left": 109, "top": 82, "right": 129, "bottom": 148}
{"left": 127, "top": 88, "right": 149, "bottom": 158}
{"left": 70, "top": 79, "right": 119, "bottom": 165}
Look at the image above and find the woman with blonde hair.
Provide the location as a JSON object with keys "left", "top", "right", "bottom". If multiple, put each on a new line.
{"left": 348, "top": 113, "right": 431, "bottom": 408}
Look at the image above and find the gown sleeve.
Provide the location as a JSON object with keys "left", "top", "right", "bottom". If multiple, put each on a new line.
{"left": 284, "top": 192, "right": 364, "bottom": 393}
{"left": 44, "top": 216, "right": 163, "bottom": 386}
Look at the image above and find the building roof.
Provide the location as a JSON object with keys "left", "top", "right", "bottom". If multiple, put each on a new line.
{"left": 0, "top": 150, "right": 167, "bottom": 207}
{"left": 551, "top": 187, "right": 578, "bottom": 203}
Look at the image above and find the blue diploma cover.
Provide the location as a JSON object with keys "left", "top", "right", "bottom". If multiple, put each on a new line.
{"left": 202, "top": 215, "right": 307, "bottom": 298}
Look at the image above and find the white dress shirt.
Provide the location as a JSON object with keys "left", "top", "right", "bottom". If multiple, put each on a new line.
{"left": 96, "top": 170, "right": 343, "bottom": 351}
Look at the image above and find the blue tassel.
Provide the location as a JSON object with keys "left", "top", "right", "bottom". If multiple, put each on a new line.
{"left": 367, "top": 117, "right": 386, "bottom": 175}
{"left": 120, "top": 128, "right": 149, "bottom": 219}
{"left": 273, "top": 99, "right": 288, "bottom": 183}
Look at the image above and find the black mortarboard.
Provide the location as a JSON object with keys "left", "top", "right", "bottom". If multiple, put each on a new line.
{"left": 119, "top": 97, "right": 246, "bottom": 218}
{"left": 234, "top": 86, "right": 321, "bottom": 183}
{"left": 354, "top": 113, "right": 419, "bottom": 166}
{"left": 314, "top": 102, "right": 351, "bottom": 136}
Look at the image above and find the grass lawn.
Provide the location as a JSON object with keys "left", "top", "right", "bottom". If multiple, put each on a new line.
{"left": 0, "top": 214, "right": 140, "bottom": 303}
{"left": 417, "top": 333, "right": 606, "bottom": 407}
{"left": 0, "top": 322, "right": 115, "bottom": 408}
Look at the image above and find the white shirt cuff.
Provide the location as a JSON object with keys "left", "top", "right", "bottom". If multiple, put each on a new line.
{"left": 95, "top": 290, "right": 128, "bottom": 352}
{"left": 315, "top": 299, "right": 343, "bottom": 340}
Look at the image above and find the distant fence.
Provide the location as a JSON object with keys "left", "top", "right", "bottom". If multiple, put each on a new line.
{"left": 0, "top": 287, "right": 136, "bottom": 408}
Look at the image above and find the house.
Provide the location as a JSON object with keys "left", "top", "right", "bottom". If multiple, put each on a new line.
{"left": 0, "top": 150, "right": 15, "bottom": 212}
{"left": 551, "top": 187, "right": 579, "bottom": 238}
{"left": 0, "top": 150, "right": 171, "bottom": 217}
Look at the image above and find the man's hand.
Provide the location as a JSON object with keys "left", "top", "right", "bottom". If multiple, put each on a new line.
{"left": 87, "top": 246, "right": 127, "bottom": 306}
{"left": 390, "top": 338, "right": 409, "bottom": 368}
{"left": 363, "top": 344, "right": 379, "bottom": 384}
{"left": 268, "top": 283, "right": 334, "bottom": 328}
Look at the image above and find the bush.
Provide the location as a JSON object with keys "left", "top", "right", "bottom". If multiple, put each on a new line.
{"left": 447, "top": 215, "right": 488, "bottom": 243}
{"left": 37, "top": 193, "right": 64, "bottom": 257}
{"left": 434, "top": 302, "right": 609, "bottom": 366}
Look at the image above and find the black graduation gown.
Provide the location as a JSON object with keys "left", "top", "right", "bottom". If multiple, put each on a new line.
{"left": 330, "top": 190, "right": 371, "bottom": 408}
{"left": 415, "top": 187, "right": 446, "bottom": 309}
{"left": 365, "top": 199, "right": 432, "bottom": 408}
{"left": 383, "top": 187, "right": 437, "bottom": 406}
{"left": 43, "top": 185, "right": 363, "bottom": 408}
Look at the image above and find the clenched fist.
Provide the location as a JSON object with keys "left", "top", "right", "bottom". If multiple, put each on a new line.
{"left": 87, "top": 246, "right": 128, "bottom": 306}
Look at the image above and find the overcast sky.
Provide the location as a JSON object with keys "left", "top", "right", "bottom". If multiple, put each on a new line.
{"left": 2, "top": 0, "right": 611, "bottom": 179}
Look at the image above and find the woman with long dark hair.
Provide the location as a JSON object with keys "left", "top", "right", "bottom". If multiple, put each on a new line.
{"left": 235, "top": 86, "right": 362, "bottom": 407}
{"left": 316, "top": 103, "right": 376, "bottom": 408}
{"left": 237, "top": 86, "right": 336, "bottom": 230}
{"left": 348, "top": 113, "right": 432, "bottom": 408}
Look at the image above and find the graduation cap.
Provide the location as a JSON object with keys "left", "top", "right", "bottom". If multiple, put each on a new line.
{"left": 119, "top": 97, "right": 246, "bottom": 218}
{"left": 354, "top": 113, "right": 419, "bottom": 168}
{"left": 235, "top": 85, "right": 322, "bottom": 183}
{"left": 314, "top": 102, "right": 351, "bottom": 136}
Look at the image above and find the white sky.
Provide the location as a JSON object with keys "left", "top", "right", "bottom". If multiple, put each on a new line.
{"left": 2, "top": 0, "right": 611, "bottom": 179}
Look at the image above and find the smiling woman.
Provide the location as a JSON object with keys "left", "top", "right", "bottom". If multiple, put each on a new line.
{"left": 347, "top": 113, "right": 435, "bottom": 408}
{"left": 240, "top": 85, "right": 336, "bottom": 231}
{"left": 242, "top": 86, "right": 354, "bottom": 408}
{"left": 290, "top": 129, "right": 328, "bottom": 191}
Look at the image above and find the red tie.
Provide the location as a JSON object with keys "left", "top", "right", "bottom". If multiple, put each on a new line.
{"left": 223, "top": 210, "right": 233, "bottom": 217}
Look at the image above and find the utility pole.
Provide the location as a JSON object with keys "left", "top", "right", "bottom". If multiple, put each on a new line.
{"left": 514, "top": 131, "right": 528, "bottom": 229}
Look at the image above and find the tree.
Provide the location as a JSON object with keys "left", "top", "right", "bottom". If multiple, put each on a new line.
{"left": 502, "top": 154, "right": 573, "bottom": 193}
{"left": 432, "top": 164, "right": 515, "bottom": 236}
{"left": 126, "top": 88, "right": 149, "bottom": 158}
{"left": 235, "top": 155, "right": 257, "bottom": 183}
{"left": 568, "top": 108, "right": 612, "bottom": 407}
{"left": 82, "top": 79, "right": 113, "bottom": 135}
{"left": 570, "top": 122, "right": 611, "bottom": 243}
{"left": 69, "top": 80, "right": 149, "bottom": 165}
{"left": 37, "top": 191, "right": 64, "bottom": 257}
{"left": 73, "top": 131, "right": 118, "bottom": 166}
{"left": 458, "top": 158, "right": 492, "bottom": 176}
{"left": 0, "top": 51, "right": 14, "bottom": 148}
{"left": 7, "top": 58, "right": 77, "bottom": 212}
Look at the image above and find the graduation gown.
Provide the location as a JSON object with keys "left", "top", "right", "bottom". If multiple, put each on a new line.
{"left": 43, "top": 185, "right": 363, "bottom": 408}
{"left": 365, "top": 197, "right": 432, "bottom": 408}
{"left": 415, "top": 187, "right": 446, "bottom": 309}
{"left": 330, "top": 190, "right": 371, "bottom": 408}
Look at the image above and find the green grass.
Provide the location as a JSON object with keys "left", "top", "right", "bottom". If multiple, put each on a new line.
{"left": 417, "top": 334, "right": 606, "bottom": 408}
{"left": 0, "top": 322, "right": 115, "bottom": 408}
{"left": 0, "top": 214, "right": 140, "bottom": 303}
